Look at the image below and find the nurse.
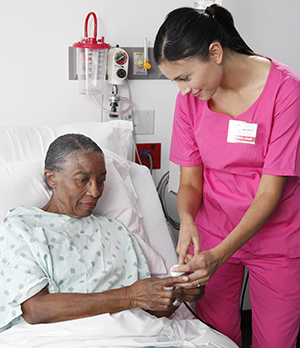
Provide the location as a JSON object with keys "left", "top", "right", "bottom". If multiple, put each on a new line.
{"left": 154, "top": 5, "right": 300, "bottom": 348}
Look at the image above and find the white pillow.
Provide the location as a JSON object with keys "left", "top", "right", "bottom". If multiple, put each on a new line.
{"left": 0, "top": 157, "right": 50, "bottom": 222}
{"left": 54, "top": 121, "right": 133, "bottom": 160}
{"left": 0, "top": 152, "right": 166, "bottom": 275}
{"left": 0, "top": 120, "right": 133, "bottom": 165}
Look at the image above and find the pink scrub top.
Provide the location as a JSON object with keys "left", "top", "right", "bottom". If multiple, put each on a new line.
{"left": 170, "top": 59, "right": 300, "bottom": 258}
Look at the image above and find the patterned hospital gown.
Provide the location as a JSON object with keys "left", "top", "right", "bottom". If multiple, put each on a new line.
{"left": 0, "top": 206, "right": 150, "bottom": 332}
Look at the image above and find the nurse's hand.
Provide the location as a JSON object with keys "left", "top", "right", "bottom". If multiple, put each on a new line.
{"left": 175, "top": 284, "right": 206, "bottom": 303}
{"left": 177, "top": 218, "right": 201, "bottom": 265}
{"left": 173, "top": 248, "right": 221, "bottom": 288}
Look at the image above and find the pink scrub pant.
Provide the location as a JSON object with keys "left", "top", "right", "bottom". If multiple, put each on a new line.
{"left": 195, "top": 256, "right": 300, "bottom": 348}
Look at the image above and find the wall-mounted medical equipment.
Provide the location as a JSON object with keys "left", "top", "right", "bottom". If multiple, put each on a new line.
{"left": 107, "top": 47, "right": 129, "bottom": 85}
{"left": 72, "top": 12, "right": 132, "bottom": 118}
{"left": 73, "top": 12, "right": 111, "bottom": 95}
{"left": 193, "top": 0, "right": 222, "bottom": 10}
{"left": 106, "top": 46, "right": 131, "bottom": 117}
{"left": 143, "top": 38, "right": 151, "bottom": 70}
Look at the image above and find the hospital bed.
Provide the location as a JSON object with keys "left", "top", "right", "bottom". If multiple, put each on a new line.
{"left": 0, "top": 120, "right": 177, "bottom": 276}
{"left": 0, "top": 120, "right": 237, "bottom": 348}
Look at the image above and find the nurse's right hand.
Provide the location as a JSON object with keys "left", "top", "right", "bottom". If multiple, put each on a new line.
{"left": 177, "top": 218, "right": 201, "bottom": 265}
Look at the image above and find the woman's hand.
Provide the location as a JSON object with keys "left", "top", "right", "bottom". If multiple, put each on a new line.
{"left": 176, "top": 284, "right": 205, "bottom": 303}
{"left": 128, "top": 276, "right": 189, "bottom": 311}
{"left": 177, "top": 218, "right": 201, "bottom": 265}
{"left": 173, "top": 248, "right": 221, "bottom": 288}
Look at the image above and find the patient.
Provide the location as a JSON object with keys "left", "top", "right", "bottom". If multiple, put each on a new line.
{"left": 0, "top": 134, "right": 237, "bottom": 348}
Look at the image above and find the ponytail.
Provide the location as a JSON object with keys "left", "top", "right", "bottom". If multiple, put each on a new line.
{"left": 208, "top": 5, "right": 254, "bottom": 55}
{"left": 154, "top": 5, "right": 255, "bottom": 65}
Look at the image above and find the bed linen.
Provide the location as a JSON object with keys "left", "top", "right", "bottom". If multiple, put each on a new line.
{"left": 0, "top": 308, "right": 238, "bottom": 348}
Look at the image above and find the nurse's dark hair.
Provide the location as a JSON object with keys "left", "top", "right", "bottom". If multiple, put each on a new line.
{"left": 154, "top": 5, "right": 255, "bottom": 65}
{"left": 44, "top": 133, "right": 104, "bottom": 190}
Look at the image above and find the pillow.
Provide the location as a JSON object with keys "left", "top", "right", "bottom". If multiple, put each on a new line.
{"left": 54, "top": 121, "right": 133, "bottom": 160}
{"left": 96, "top": 152, "right": 167, "bottom": 275}
{"left": 0, "top": 120, "right": 133, "bottom": 165}
{"left": 0, "top": 152, "right": 166, "bottom": 275}
{"left": 0, "top": 157, "right": 50, "bottom": 222}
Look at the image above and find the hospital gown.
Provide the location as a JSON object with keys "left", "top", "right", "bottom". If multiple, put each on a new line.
{"left": 0, "top": 206, "right": 150, "bottom": 332}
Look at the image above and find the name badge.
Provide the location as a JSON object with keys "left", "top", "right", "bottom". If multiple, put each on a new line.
{"left": 227, "top": 119, "right": 258, "bottom": 145}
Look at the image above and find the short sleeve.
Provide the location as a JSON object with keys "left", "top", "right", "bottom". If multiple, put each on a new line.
{"left": 0, "top": 215, "right": 49, "bottom": 331}
{"left": 263, "top": 76, "right": 300, "bottom": 176}
{"left": 170, "top": 93, "right": 203, "bottom": 167}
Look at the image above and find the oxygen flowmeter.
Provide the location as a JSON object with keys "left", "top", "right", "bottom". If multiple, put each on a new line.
{"left": 107, "top": 47, "right": 129, "bottom": 85}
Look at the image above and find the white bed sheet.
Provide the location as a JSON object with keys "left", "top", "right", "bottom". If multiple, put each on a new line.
{"left": 0, "top": 308, "right": 238, "bottom": 348}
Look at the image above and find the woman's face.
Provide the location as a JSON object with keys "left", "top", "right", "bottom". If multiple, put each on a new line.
{"left": 45, "top": 151, "right": 106, "bottom": 218}
{"left": 159, "top": 55, "right": 223, "bottom": 101}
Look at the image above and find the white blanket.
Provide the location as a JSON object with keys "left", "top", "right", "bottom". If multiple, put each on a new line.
{"left": 0, "top": 308, "right": 238, "bottom": 348}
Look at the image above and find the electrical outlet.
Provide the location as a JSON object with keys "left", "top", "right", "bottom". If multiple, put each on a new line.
{"left": 135, "top": 143, "right": 161, "bottom": 170}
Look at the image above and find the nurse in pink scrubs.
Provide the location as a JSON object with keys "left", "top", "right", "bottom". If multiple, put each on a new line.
{"left": 154, "top": 5, "right": 300, "bottom": 348}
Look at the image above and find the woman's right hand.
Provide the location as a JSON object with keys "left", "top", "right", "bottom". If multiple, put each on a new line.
{"left": 177, "top": 218, "right": 201, "bottom": 265}
{"left": 128, "top": 276, "right": 188, "bottom": 312}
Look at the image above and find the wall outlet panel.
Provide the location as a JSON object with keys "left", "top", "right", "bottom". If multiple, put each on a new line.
{"left": 133, "top": 109, "right": 154, "bottom": 135}
{"left": 135, "top": 143, "right": 161, "bottom": 170}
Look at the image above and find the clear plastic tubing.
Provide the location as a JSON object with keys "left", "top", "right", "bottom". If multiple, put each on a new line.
{"left": 92, "top": 95, "right": 133, "bottom": 116}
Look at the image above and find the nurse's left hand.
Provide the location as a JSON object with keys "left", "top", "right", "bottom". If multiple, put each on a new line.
{"left": 173, "top": 248, "right": 221, "bottom": 288}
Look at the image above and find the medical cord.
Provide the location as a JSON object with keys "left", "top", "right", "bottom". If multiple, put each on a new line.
{"left": 140, "top": 149, "right": 153, "bottom": 174}
{"left": 156, "top": 171, "right": 180, "bottom": 230}
{"left": 183, "top": 302, "right": 219, "bottom": 332}
{"left": 240, "top": 268, "right": 249, "bottom": 314}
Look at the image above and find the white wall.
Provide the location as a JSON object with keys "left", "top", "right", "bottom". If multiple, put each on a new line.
{"left": 0, "top": 0, "right": 300, "bottom": 181}
{"left": 1, "top": 0, "right": 300, "bottom": 184}
{"left": 1, "top": 0, "right": 300, "bottom": 185}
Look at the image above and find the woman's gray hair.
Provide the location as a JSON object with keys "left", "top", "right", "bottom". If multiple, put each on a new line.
{"left": 44, "top": 133, "right": 104, "bottom": 190}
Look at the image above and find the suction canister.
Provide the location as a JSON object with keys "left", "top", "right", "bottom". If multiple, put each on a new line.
{"left": 73, "top": 12, "right": 111, "bottom": 95}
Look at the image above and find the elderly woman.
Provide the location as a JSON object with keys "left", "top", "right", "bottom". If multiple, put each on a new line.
{"left": 0, "top": 134, "right": 237, "bottom": 348}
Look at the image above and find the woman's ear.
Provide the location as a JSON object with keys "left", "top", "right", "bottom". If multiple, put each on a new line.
{"left": 209, "top": 42, "right": 223, "bottom": 64}
{"left": 44, "top": 170, "right": 57, "bottom": 190}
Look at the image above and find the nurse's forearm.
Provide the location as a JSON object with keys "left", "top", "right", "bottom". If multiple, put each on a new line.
{"left": 177, "top": 185, "right": 202, "bottom": 223}
{"left": 177, "top": 165, "right": 203, "bottom": 223}
{"left": 216, "top": 174, "right": 288, "bottom": 264}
